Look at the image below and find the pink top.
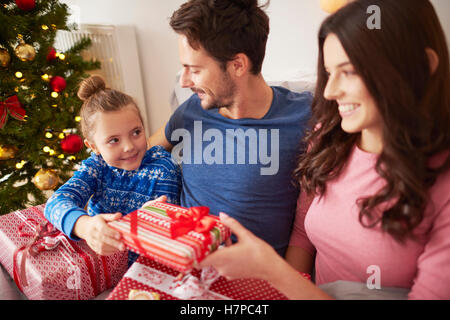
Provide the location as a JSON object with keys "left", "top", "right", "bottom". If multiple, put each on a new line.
{"left": 289, "top": 145, "right": 450, "bottom": 299}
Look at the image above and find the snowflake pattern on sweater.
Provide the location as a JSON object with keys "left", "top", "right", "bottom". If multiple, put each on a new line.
{"left": 44, "top": 146, "right": 181, "bottom": 240}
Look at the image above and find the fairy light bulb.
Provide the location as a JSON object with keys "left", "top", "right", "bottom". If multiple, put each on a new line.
{"left": 58, "top": 154, "right": 65, "bottom": 159}
{"left": 58, "top": 53, "right": 66, "bottom": 60}
{"left": 51, "top": 92, "right": 58, "bottom": 98}
{"left": 45, "top": 132, "right": 53, "bottom": 139}
{"left": 43, "top": 146, "right": 50, "bottom": 153}
{"left": 75, "top": 116, "right": 81, "bottom": 122}
{"left": 16, "top": 160, "right": 26, "bottom": 169}
{"left": 15, "top": 71, "right": 23, "bottom": 78}
{"left": 41, "top": 25, "right": 49, "bottom": 30}
{"left": 49, "top": 149, "right": 55, "bottom": 156}
{"left": 41, "top": 74, "right": 49, "bottom": 81}
{"left": 58, "top": 133, "right": 65, "bottom": 139}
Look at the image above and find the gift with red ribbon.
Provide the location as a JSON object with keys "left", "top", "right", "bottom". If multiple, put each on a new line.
{"left": 166, "top": 206, "right": 217, "bottom": 239}
{"left": 0, "top": 205, "right": 128, "bottom": 300}
{"left": 109, "top": 201, "right": 231, "bottom": 274}
{"left": 107, "top": 256, "right": 290, "bottom": 300}
{"left": 0, "top": 95, "right": 26, "bottom": 129}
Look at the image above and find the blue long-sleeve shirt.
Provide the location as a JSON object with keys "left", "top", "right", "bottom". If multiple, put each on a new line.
{"left": 44, "top": 146, "right": 181, "bottom": 240}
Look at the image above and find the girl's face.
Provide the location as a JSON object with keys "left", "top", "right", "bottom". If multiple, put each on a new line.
{"left": 322, "top": 33, "right": 384, "bottom": 153}
{"left": 85, "top": 104, "right": 147, "bottom": 171}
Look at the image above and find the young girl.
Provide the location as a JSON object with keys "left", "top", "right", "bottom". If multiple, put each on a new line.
{"left": 199, "top": 0, "right": 450, "bottom": 299}
{"left": 44, "top": 75, "right": 181, "bottom": 257}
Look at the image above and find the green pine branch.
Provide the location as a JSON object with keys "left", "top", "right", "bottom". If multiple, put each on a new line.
{"left": 0, "top": 0, "right": 101, "bottom": 214}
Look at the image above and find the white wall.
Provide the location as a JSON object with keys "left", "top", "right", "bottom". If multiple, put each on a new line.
{"left": 265, "top": 0, "right": 450, "bottom": 78}
{"left": 62, "top": 0, "right": 450, "bottom": 134}
{"left": 264, "top": 1, "right": 327, "bottom": 79}
{"left": 61, "top": 0, "right": 185, "bottom": 134}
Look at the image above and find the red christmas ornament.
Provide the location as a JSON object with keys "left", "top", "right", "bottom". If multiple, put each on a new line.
{"left": 60, "top": 134, "right": 83, "bottom": 154}
{"left": 47, "top": 47, "right": 57, "bottom": 61}
{"left": 50, "top": 76, "right": 66, "bottom": 92}
{"left": 15, "top": 0, "right": 36, "bottom": 11}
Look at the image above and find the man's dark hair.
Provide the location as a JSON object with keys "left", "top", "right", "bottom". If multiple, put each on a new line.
{"left": 170, "top": 0, "right": 270, "bottom": 75}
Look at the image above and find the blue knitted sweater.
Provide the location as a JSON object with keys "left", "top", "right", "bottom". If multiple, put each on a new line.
{"left": 44, "top": 145, "right": 181, "bottom": 240}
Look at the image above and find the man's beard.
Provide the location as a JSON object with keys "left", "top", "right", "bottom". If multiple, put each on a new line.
{"left": 192, "top": 71, "right": 237, "bottom": 110}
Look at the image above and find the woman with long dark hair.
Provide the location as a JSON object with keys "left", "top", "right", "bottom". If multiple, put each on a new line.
{"left": 200, "top": 0, "right": 450, "bottom": 299}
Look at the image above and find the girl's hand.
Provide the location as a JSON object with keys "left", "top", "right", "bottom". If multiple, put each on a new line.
{"left": 73, "top": 213, "right": 125, "bottom": 256}
{"left": 141, "top": 195, "right": 167, "bottom": 208}
{"left": 200, "top": 212, "right": 279, "bottom": 281}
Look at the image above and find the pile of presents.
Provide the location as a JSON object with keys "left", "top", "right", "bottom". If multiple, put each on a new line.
{"left": 0, "top": 202, "right": 294, "bottom": 300}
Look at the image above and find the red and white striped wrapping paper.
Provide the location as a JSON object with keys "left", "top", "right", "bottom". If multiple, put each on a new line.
{"left": 109, "top": 202, "right": 231, "bottom": 274}
{"left": 107, "top": 256, "right": 289, "bottom": 300}
{"left": 0, "top": 205, "right": 128, "bottom": 300}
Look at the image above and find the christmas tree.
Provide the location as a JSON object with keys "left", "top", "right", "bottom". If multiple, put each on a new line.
{"left": 0, "top": 0, "right": 100, "bottom": 214}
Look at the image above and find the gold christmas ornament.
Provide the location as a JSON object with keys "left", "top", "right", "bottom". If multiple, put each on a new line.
{"left": 33, "top": 168, "right": 59, "bottom": 190}
{"left": 0, "top": 48, "right": 11, "bottom": 67}
{"left": 14, "top": 41, "right": 36, "bottom": 62}
{"left": 0, "top": 145, "right": 18, "bottom": 160}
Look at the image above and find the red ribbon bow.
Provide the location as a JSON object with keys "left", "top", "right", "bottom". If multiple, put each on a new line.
{"left": 166, "top": 206, "right": 217, "bottom": 239}
{"left": 12, "top": 217, "right": 108, "bottom": 297}
{"left": 0, "top": 95, "right": 26, "bottom": 129}
{"left": 13, "top": 219, "right": 64, "bottom": 291}
{"left": 11, "top": 207, "right": 111, "bottom": 298}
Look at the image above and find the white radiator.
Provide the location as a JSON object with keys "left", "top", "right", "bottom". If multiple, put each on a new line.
{"left": 55, "top": 24, "right": 149, "bottom": 132}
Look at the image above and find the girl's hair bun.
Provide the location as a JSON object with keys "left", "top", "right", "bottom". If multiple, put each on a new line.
{"left": 77, "top": 75, "right": 106, "bottom": 101}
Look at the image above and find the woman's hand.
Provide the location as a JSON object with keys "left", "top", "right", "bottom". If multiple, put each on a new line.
{"left": 200, "top": 212, "right": 333, "bottom": 300}
{"left": 200, "top": 212, "right": 279, "bottom": 281}
{"left": 73, "top": 213, "right": 125, "bottom": 256}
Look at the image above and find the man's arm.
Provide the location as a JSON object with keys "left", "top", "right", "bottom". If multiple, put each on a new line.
{"left": 147, "top": 123, "right": 173, "bottom": 151}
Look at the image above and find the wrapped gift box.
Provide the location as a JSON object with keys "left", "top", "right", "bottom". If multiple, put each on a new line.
{"left": 0, "top": 205, "right": 128, "bottom": 300}
{"left": 109, "top": 202, "right": 231, "bottom": 273}
{"left": 107, "top": 256, "right": 289, "bottom": 300}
